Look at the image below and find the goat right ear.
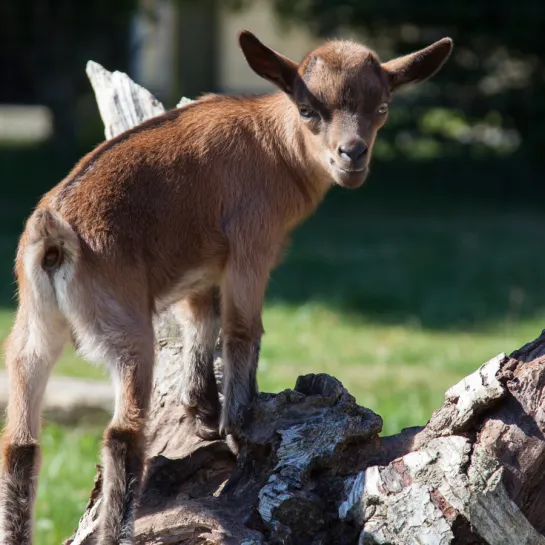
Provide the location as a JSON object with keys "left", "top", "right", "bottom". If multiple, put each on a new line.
{"left": 382, "top": 38, "right": 453, "bottom": 92}
{"left": 239, "top": 30, "right": 299, "bottom": 95}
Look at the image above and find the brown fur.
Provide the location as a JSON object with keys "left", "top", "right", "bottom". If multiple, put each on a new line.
{"left": 100, "top": 427, "right": 146, "bottom": 545}
{"left": 175, "top": 289, "right": 222, "bottom": 439}
{"left": 0, "top": 31, "right": 452, "bottom": 544}
{"left": 0, "top": 444, "right": 40, "bottom": 545}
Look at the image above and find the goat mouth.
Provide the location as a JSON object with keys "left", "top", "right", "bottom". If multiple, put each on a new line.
{"left": 333, "top": 165, "right": 369, "bottom": 189}
{"left": 330, "top": 157, "right": 368, "bottom": 174}
{"left": 338, "top": 166, "right": 366, "bottom": 173}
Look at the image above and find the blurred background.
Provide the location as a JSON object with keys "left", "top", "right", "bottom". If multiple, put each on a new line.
{"left": 2, "top": 0, "right": 545, "bottom": 541}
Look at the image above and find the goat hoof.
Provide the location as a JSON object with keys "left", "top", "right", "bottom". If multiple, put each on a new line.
{"left": 194, "top": 417, "right": 221, "bottom": 441}
{"left": 185, "top": 405, "right": 220, "bottom": 441}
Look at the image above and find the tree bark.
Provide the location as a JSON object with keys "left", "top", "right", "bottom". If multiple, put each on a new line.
{"left": 66, "top": 63, "right": 545, "bottom": 545}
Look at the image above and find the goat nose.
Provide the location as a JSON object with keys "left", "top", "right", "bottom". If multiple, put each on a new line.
{"left": 337, "top": 139, "right": 368, "bottom": 161}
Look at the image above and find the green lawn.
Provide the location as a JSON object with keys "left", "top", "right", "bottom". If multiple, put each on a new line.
{"left": 35, "top": 424, "right": 103, "bottom": 544}
{"left": 1, "top": 147, "right": 544, "bottom": 543}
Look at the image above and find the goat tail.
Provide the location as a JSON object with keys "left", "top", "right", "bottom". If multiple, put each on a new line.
{"left": 18, "top": 207, "right": 81, "bottom": 304}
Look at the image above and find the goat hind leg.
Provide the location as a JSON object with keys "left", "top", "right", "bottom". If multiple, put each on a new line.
{"left": 175, "top": 288, "right": 221, "bottom": 440}
{"left": 99, "top": 325, "right": 154, "bottom": 545}
{"left": 0, "top": 306, "right": 68, "bottom": 545}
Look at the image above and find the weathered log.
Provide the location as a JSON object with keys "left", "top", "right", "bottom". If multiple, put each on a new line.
{"left": 66, "top": 62, "right": 545, "bottom": 545}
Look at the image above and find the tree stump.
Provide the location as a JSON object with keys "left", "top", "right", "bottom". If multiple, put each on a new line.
{"left": 66, "top": 62, "right": 545, "bottom": 545}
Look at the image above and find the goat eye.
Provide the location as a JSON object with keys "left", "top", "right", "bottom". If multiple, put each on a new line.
{"left": 377, "top": 103, "right": 389, "bottom": 115}
{"left": 299, "top": 106, "right": 315, "bottom": 119}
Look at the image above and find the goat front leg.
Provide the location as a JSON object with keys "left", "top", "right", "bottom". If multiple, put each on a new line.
{"left": 99, "top": 326, "right": 154, "bottom": 545}
{"left": 219, "top": 258, "right": 269, "bottom": 438}
{"left": 174, "top": 288, "right": 222, "bottom": 440}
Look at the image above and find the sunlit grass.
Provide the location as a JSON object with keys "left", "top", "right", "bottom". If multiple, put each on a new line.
{"left": 259, "top": 302, "right": 538, "bottom": 434}
{"left": 35, "top": 424, "right": 103, "bottom": 544}
{"left": 0, "top": 298, "right": 538, "bottom": 437}
{"left": 0, "top": 303, "right": 539, "bottom": 436}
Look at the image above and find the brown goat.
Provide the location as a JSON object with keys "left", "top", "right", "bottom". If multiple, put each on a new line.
{"left": 0, "top": 31, "right": 452, "bottom": 544}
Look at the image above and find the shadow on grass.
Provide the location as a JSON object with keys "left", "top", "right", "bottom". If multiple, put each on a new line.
{"left": 1, "top": 144, "right": 545, "bottom": 332}
{"left": 267, "top": 183, "right": 545, "bottom": 331}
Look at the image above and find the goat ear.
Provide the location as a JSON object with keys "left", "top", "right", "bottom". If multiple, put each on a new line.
{"left": 382, "top": 38, "right": 453, "bottom": 92}
{"left": 239, "top": 30, "right": 299, "bottom": 94}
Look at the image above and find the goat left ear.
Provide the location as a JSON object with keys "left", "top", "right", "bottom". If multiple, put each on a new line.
{"left": 239, "top": 30, "right": 299, "bottom": 95}
{"left": 382, "top": 38, "right": 453, "bottom": 92}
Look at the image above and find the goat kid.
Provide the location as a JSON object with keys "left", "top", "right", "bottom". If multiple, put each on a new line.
{"left": 0, "top": 31, "right": 452, "bottom": 545}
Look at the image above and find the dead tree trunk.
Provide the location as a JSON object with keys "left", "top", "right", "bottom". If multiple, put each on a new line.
{"left": 66, "top": 62, "right": 545, "bottom": 545}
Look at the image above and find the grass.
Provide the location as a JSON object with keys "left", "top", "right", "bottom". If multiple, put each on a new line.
{"left": 35, "top": 424, "right": 103, "bottom": 544}
{"left": 1, "top": 145, "right": 545, "bottom": 542}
